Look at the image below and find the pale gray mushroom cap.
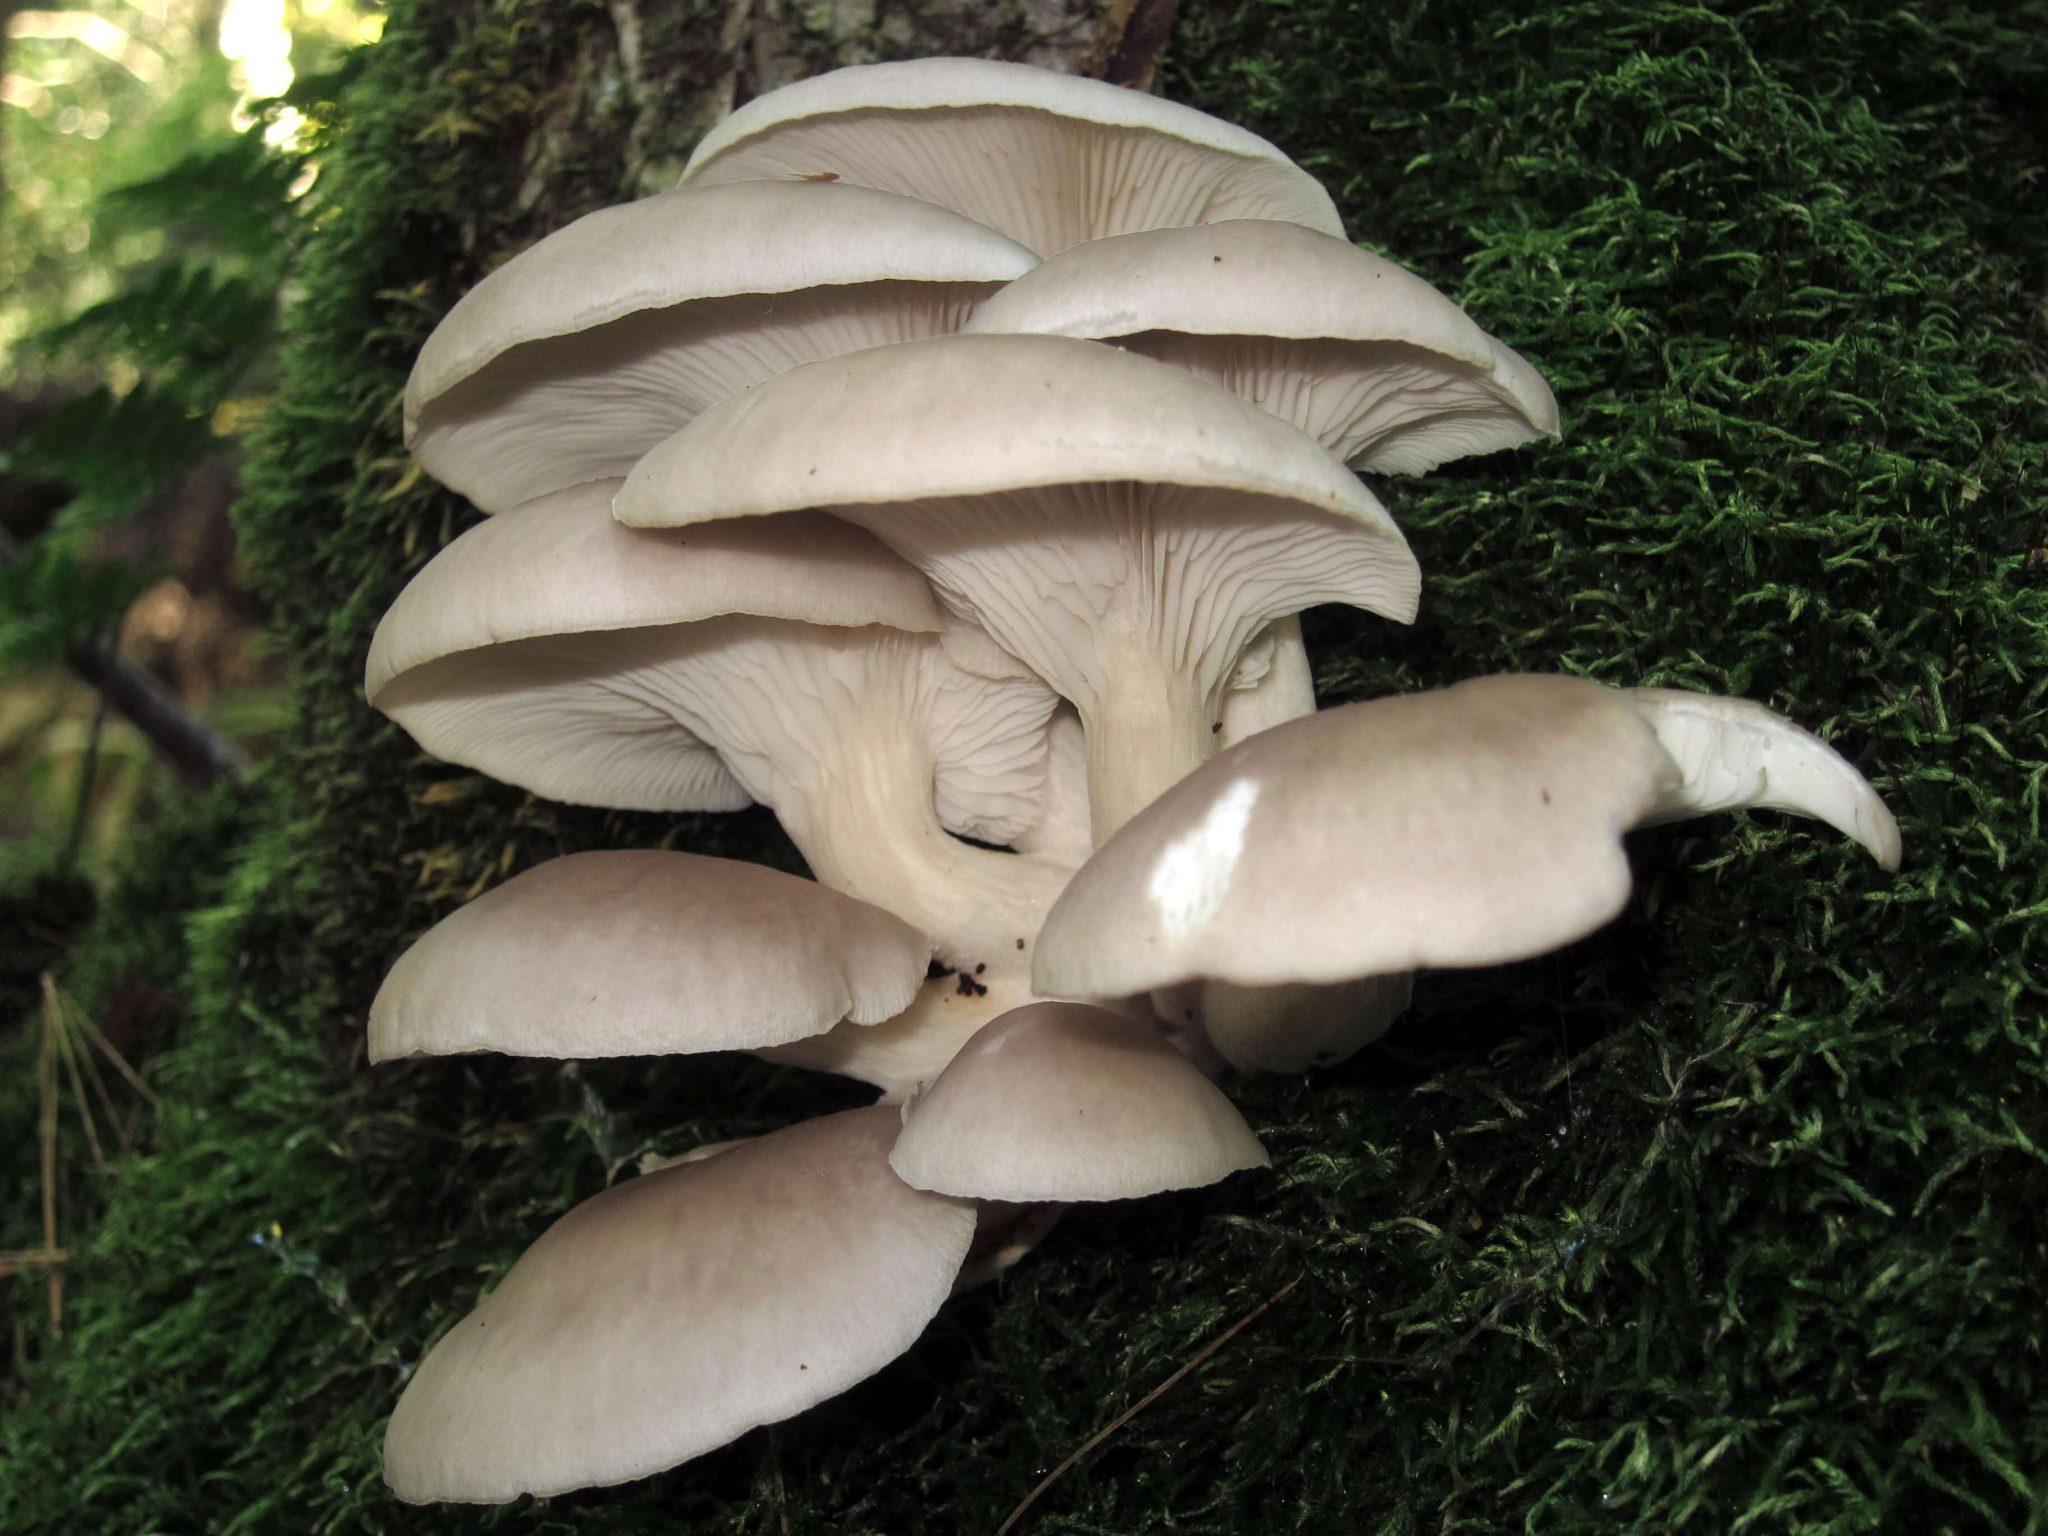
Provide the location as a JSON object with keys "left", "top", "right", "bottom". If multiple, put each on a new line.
{"left": 680, "top": 57, "right": 1344, "bottom": 257}
{"left": 365, "top": 481, "right": 939, "bottom": 698}
{"left": 1033, "top": 674, "right": 1899, "bottom": 1000}
{"left": 369, "top": 851, "right": 930, "bottom": 1063}
{"left": 617, "top": 334, "right": 1420, "bottom": 838}
{"left": 364, "top": 483, "right": 944, "bottom": 817}
{"left": 382, "top": 1105, "right": 976, "bottom": 1503}
{"left": 405, "top": 181, "right": 1036, "bottom": 511}
{"left": 964, "top": 220, "right": 1559, "bottom": 473}
{"left": 888, "top": 1002, "right": 1269, "bottom": 1202}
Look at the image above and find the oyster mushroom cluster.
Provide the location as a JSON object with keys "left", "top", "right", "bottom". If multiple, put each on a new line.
{"left": 364, "top": 58, "right": 1901, "bottom": 1504}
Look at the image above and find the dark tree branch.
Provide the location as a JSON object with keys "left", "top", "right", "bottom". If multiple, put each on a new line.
{"left": 0, "top": 529, "right": 249, "bottom": 792}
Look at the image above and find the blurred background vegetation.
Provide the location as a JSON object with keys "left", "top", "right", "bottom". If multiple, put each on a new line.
{"left": 1, "top": 0, "right": 375, "bottom": 883}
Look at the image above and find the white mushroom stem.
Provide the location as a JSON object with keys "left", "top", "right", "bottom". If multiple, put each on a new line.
{"left": 645, "top": 622, "right": 1071, "bottom": 970}
{"left": 758, "top": 969, "right": 1037, "bottom": 1100}
{"left": 1085, "top": 640, "right": 1223, "bottom": 843}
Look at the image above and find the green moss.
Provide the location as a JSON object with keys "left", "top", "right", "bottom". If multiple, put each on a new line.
{"left": 4, "top": 0, "right": 2045, "bottom": 1531}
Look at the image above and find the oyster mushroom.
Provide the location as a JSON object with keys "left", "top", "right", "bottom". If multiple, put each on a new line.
{"left": 680, "top": 56, "right": 1344, "bottom": 257}
{"left": 964, "top": 218, "right": 1559, "bottom": 474}
{"left": 617, "top": 333, "right": 1421, "bottom": 840}
{"left": 407, "top": 180, "right": 1036, "bottom": 513}
{"left": 1033, "top": 674, "right": 1900, "bottom": 1012}
{"left": 369, "top": 850, "right": 930, "bottom": 1063}
{"left": 368, "top": 484, "right": 1068, "bottom": 970}
{"left": 383, "top": 1106, "right": 975, "bottom": 1503}
{"left": 889, "top": 1001, "right": 1269, "bottom": 1202}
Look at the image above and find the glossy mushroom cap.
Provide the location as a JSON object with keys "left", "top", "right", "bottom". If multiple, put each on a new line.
{"left": 681, "top": 57, "right": 1344, "bottom": 257}
{"left": 383, "top": 1106, "right": 975, "bottom": 1503}
{"left": 965, "top": 220, "right": 1559, "bottom": 473}
{"left": 1034, "top": 674, "right": 1900, "bottom": 1001}
{"left": 406, "top": 181, "right": 1036, "bottom": 511}
{"left": 369, "top": 851, "right": 930, "bottom": 1062}
{"left": 888, "top": 1002, "right": 1269, "bottom": 1202}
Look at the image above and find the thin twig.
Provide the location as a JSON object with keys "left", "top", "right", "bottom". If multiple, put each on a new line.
{"left": 37, "top": 977, "right": 64, "bottom": 1334}
{"left": 80, "top": 1013, "right": 157, "bottom": 1104}
{"left": 995, "top": 1273, "right": 1302, "bottom": 1536}
{"left": 62, "top": 687, "right": 110, "bottom": 870}
{"left": 51, "top": 1013, "right": 107, "bottom": 1173}
{"left": 0, "top": 1249, "right": 70, "bottom": 1278}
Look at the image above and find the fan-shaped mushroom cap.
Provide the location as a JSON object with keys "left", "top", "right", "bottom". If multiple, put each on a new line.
{"left": 1033, "top": 674, "right": 1899, "bottom": 1001}
{"left": 369, "top": 851, "right": 930, "bottom": 1063}
{"left": 618, "top": 334, "right": 1419, "bottom": 837}
{"left": 382, "top": 1105, "right": 975, "bottom": 1503}
{"left": 680, "top": 58, "right": 1343, "bottom": 257}
{"left": 366, "top": 485, "right": 941, "bottom": 816}
{"left": 965, "top": 220, "right": 1558, "bottom": 473}
{"left": 888, "top": 1002, "right": 1269, "bottom": 1202}
{"left": 406, "top": 181, "right": 1036, "bottom": 511}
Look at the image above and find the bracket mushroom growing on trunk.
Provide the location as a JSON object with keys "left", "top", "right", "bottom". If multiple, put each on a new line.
{"left": 405, "top": 180, "right": 1036, "bottom": 514}
{"left": 679, "top": 56, "right": 1345, "bottom": 256}
{"left": 616, "top": 332, "right": 1422, "bottom": 840}
{"left": 358, "top": 48, "right": 1906, "bottom": 1511}
{"left": 367, "top": 480, "right": 1069, "bottom": 977}
{"left": 1033, "top": 674, "right": 1900, "bottom": 1015}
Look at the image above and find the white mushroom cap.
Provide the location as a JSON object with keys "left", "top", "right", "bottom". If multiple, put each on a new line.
{"left": 888, "top": 1002, "right": 1269, "bottom": 1202}
{"left": 369, "top": 851, "right": 930, "bottom": 1063}
{"left": 365, "top": 485, "right": 941, "bottom": 816}
{"left": 618, "top": 334, "right": 1420, "bottom": 837}
{"left": 681, "top": 58, "right": 1344, "bottom": 257}
{"left": 382, "top": 1105, "right": 975, "bottom": 1503}
{"left": 965, "top": 220, "right": 1559, "bottom": 473}
{"left": 365, "top": 480, "right": 940, "bottom": 698}
{"left": 406, "top": 181, "right": 1036, "bottom": 511}
{"left": 1033, "top": 674, "right": 1900, "bottom": 1002}
{"left": 1628, "top": 687, "right": 1902, "bottom": 868}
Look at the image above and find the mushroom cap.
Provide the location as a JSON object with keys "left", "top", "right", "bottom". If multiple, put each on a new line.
{"left": 406, "top": 181, "right": 1036, "bottom": 511}
{"left": 1033, "top": 674, "right": 1682, "bottom": 997}
{"left": 1628, "top": 687, "right": 1902, "bottom": 869}
{"left": 369, "top": 851, "right": 931, "bottom": 1063}
{"left": 963, "top": 220, "right": 1559, "bottom": 472}
{"left": 382, "top": 1105, "right": 976, "bottom": 1503}
{"left": 1034, "top": 674, "right": 1900, "bottom": 1001}
{"left": 365, "top": 484, "right": 942, "bottom": 816}
{"left": 888, "top": 1002, "right": 1269, "bottom": 1202}
{"left": 618, "top": 335, "right": 1404, "bottom": 558}
{"left": 618, "top": 335, "right": 1417, "bottom": 841}
{"left": 680, "top": 58, "right": 1343, "bottom": 257}
{"left": 365, "top": 481, "right": 940, "bottom": 699}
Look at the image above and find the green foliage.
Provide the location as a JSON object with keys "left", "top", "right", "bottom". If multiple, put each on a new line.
{"left": 3, "top": 1, "right": 2045, "bottom": 1533}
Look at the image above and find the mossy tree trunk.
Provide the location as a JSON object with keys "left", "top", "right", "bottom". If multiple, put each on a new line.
{"left": 4, "top": 3, "right": 2045, "bottom": 1534}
